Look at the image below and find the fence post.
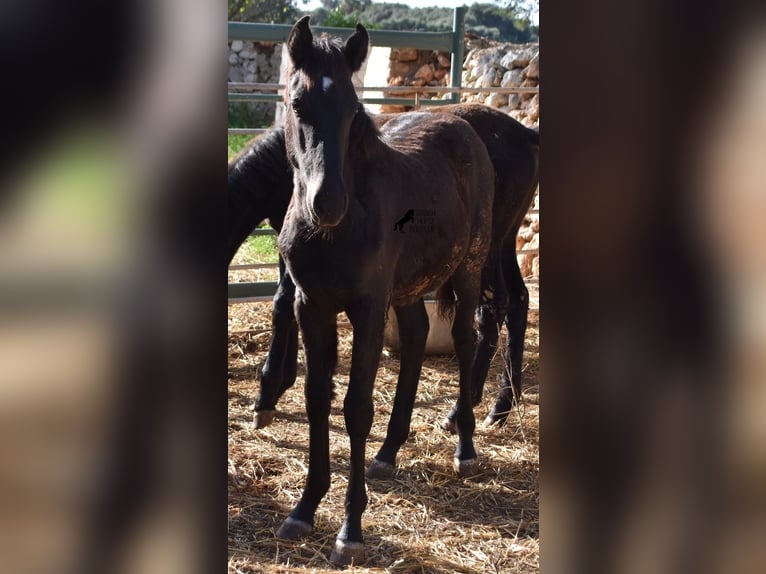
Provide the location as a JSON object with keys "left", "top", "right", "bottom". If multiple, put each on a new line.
{"left": 450, "top": 6, "right": 467, "bottom": 104}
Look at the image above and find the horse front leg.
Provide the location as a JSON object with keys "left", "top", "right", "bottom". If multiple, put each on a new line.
{"left": 367, "top": 300, "right": 429, "bottom": 478}
{"left": 331, "top": 296, "right": 387, "bottom": 566}
{"left": 276, "top": 297, "right": 336, "bottom": 540}
{"left": 255, "top": 263, "right": 298, "bottom": 428}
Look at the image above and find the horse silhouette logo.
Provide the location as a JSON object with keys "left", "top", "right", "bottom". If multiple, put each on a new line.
{"left": 393, "top": 209, "right": 415, "bottom": 233}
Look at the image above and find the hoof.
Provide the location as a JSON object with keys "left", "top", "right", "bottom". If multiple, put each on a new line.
{"left": 329, "top": 539, "right": 366, "bottom": 566}
{"left": 440, "top": 417, "right": 457, "bottom": 434}
{"left": 276, "top": 517, "right": 313, "bottom": 540}
{"left": 453, "top": 457, "right": 479, "bottom": 477}
{"left": 366, "top": 458, "right": 396, "bottom": 479}
{"left": 254, "top": 410, "right": 276, "bottom": 429}
{"left": 482, "top": 411, "right": 509, "bottom": 430}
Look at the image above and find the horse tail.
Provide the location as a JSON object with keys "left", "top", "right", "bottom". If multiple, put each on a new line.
{"left": 435, "top": 281, "right": 457, "bottom": 321}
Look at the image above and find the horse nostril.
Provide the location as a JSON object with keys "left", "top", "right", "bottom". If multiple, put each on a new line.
{"left": 310, "top": 183, "right": 348, "bottom": 227}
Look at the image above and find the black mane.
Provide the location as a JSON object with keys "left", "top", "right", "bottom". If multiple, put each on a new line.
{"left": 227, "top": 128, "right": 293, "bottom": 263}
{"left": 228, "top": 128, "right": 290, "bottom": 208}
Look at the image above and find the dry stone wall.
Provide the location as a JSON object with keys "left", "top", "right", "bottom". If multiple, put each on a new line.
{"left": 228, "top": 40, "right": 282, "bottom": 121}
{"left": 462, "top": 42, "right": 539, "bottom": 128}
{"left": 459, "top": 41, "right": 540, "bottom": 280}
{"left": 380, "top": 48, "right": 454, "bottom": 114}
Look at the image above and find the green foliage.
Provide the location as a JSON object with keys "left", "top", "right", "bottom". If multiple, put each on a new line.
{"left": 322, "top": 8, "right": 362, "bottom": 28}
{"left": 226, "top": 1, "right": 537, "bottom": 42}
{"left": 228, "top": 133, "right": 252, "bottom": 161}
{"left": 303, "top": 2, "right": 538, "bottom": 42}
{"left": 239, "top": 232, "right": 280, "bottom": 263}
{"left": 229, "top": 0, "right": 298, "bottom": 23}
{"left": 466, "top": 3, "right": 537, "bottom": 42}
{"left": 228, "top": 102, "right": 273, "bottom": 130}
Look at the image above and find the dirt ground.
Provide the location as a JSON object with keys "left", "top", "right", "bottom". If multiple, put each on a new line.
{"left": 227, "top": 292, "right": 539, "bottom": 573}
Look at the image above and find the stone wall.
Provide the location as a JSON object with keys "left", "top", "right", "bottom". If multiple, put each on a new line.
{"left": 380, "top": 48, "right": 453, "bottom": 114}
{"left": 228, "top": 40, "right": 282, "bottom": 122}
{"left": 379, "top": 40, "right": 539, "bottom": 130}
{"left": 462, "top": 41, "right": 539, "bottom": 280}
{"left": 462, "top": 42, "right": 539, "bottom": 128}
{"left": 517, "top": 194, "right": 540, "bottom": 280}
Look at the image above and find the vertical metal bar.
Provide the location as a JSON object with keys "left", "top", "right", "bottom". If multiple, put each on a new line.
{"left": 450, "top": 6, "right": 467, "bottom": 104}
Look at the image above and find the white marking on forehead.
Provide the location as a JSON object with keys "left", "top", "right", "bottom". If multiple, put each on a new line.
{"left": 322, "top": 76, "right": 333, "bottom": 92}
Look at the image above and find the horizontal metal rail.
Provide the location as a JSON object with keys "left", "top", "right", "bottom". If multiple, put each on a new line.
{"left": 228, "top": 278, "right": 539, "bottom": 304}
{"left": 229, "top": 128, "right": 269, "bottom": 135}
{"left": 228, "top": 281, "right": 279, "bottom": 301}
{"left": 229, "top": 22, "right": 457, "bottom": 51}
{"left": 228, "top": 84, "right": 538, "bottom": 106}
{"left": 228, "top": 83, "right": 539, "bottom": 94}
{"left": 228, "top": 92, "right": 454, "bottom": 107}
{"left": 249, "top": 228, "right": 276, "bottom": 236}
{"left": 229, "top": 262, "right": 279, "bottom": 270}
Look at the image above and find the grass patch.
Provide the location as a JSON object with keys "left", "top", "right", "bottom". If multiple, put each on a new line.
{"left": 228, "top": 133, "right": 253, "bottom": 161}
{"left": 235, "top": 228, "right": 279, "bottom": 263}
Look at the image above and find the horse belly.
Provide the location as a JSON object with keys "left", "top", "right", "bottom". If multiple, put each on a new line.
{"left": 390, "top": 237, "right": 468, "bottom": 305}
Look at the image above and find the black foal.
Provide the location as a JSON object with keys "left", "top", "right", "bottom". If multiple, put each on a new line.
{"left": 274, "top": 18, "right": 494, "bottom": 565}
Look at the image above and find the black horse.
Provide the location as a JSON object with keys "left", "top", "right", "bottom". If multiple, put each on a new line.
{"left": 433, "top": 103, "right": 539, "bottom": 431}
{"left": 274, "top": 17, "right": 495, "bottom": 565}
{"left": 227, "top": 128, "right": 292, "bottom": 264}
{"left": 229, "top": 105, "right": 539, "bottom": 433}
{"left": 227, "top": 130, "right": 301, "bottom": 412}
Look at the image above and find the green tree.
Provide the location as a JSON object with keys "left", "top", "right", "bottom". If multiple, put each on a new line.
{"left": 504, "top": 0, "right": 538, "bottom": 22}
{"left": 320, "top": 0, "right": 371, "bottom": 11}
{"left": 322, "top": 8, "right": 360, "bottom": 28}
{"left": 228, "top": 0, "right": 299, "bottom": 23}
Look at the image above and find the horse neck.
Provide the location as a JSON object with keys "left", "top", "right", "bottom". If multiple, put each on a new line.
{"left": 228, "top": 129, "right": 293, "bottom": 229}
{"left": 227, "top": 130, "right": 293, "bottom": 263}
{"left": 347, "top": 105, "right": 385, "bottom": 176}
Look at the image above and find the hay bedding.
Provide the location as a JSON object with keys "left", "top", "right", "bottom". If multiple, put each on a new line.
{"left": 228, "top": 293, "right": 539, "bottom": 573}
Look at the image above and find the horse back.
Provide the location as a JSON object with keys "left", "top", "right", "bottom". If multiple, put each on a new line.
{"left": 375, "top": 113, "right": 495, "bottom": 304}
{"left": 380, "top": 113, "right": 494, "bottom": 211}
{"left": 429, "top": 104, "right": 540, "bottom": 236}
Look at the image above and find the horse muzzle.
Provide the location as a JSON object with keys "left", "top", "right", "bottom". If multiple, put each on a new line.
{"left": 308, "top": 181, "right": 348, "bottom": 228}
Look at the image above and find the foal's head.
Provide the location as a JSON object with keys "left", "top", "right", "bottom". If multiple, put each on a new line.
{"left": 284, "top": 16, "right": 369, "bottom": 228}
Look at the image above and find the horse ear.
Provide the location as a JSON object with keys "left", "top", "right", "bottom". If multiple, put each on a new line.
{"left": 287, "top": 16, "right": 313, "bottom": 68}
{"left": 344, "top": 23, "right": 369, "bottom": 73}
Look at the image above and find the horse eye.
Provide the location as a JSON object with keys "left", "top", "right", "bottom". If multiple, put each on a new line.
{"left": 290, "top": 98, "right": 305, "bottom": 117}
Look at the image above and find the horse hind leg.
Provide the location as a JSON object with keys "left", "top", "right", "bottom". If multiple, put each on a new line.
{"left": 446, "top": 269, "right": 482, "bottom": 477}
{"left": 367, "top": 300, "right": 429, "bottom": 479}
{"left": 441, "top": 256, "right": 507, "bottom": 432}
{"left": 484, "top": 242, "right": 529, "bottom": 428}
